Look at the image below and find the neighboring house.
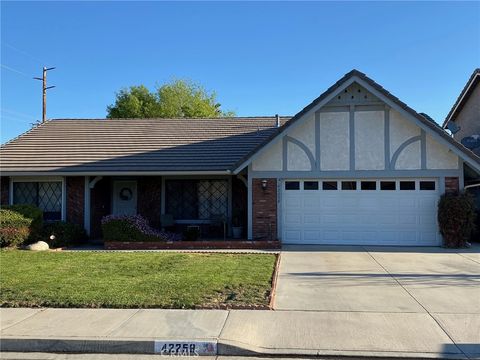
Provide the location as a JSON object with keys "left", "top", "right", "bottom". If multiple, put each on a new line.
{"left": 443, "top": 68, "right": 480, "bottom": 241}
{"left": 1, "top": 70, "right": 480, "bottom": 246}
{"left": 443, "top": 68, "right": 480, "bottom": 155}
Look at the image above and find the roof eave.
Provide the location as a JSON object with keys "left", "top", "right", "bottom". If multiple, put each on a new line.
{"left": 442, "top": 69, "right": 480, "bottom": 128}
{"left": 2, "top": 170, "right": 232, "bottom": 177}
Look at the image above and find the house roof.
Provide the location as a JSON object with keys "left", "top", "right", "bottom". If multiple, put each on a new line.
{"left": 233, "top": 69, "right": 480, "bottom": 173}
{"left": 0, "top": 117, "right": 289, "bottom": 174}
{"left": 442, "top": 68, "right": 480, "bottom": 128}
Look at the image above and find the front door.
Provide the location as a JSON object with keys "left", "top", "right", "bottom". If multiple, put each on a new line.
{"left": 112, "top": 180, "right": 137, "bottom": 216}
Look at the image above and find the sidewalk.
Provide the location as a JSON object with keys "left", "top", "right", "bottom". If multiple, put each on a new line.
{"left": 1, "top": 308, "right": 478, "bottom": 359}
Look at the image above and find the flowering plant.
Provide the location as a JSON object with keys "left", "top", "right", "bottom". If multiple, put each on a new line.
{"left": 101, "top": 214, "right": 182, "bottom": 242}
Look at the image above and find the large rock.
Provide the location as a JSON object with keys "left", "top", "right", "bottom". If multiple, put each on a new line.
{"left": 26, "top": 241, "right": 49, "bottom": 251}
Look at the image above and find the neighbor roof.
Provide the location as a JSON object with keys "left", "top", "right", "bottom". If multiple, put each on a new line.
{"left": 233, "top": 69, "right": 480, "bottom": 172}
{"left": 443, "top": 68, "right": 480, "bottom": 128}
{"left": 0, "top": 117, "right": 289, "bottom": 174}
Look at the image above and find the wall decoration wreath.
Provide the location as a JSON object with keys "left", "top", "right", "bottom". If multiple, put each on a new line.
{"left": 119, "top": 187, "right": 133, "bottom": 201}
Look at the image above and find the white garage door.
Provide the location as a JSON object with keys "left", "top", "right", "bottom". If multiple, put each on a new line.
{"left": 281, "top": 179, "right": 441, "bottom": 246}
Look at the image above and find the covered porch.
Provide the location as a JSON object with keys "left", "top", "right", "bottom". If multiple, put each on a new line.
{"left": 85, "top": 174, "right": 249, "bottom": 242}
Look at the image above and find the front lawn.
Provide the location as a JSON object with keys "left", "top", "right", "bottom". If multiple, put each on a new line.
{"left": 0, "top": 250, "right": 277, "bottom": 309}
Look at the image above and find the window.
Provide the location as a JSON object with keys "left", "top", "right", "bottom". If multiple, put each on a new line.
{"left": 285, "top": 181, "right": 300, "bottom": 190}
{"left": 361, "top": 181, "right": 376, "bottom": 190}
{"left": 13, "top": 181, "right": 62, "bottom": 221}
{"left": 400, "top": 181, "right": 416, "bottom": 190}
{"left": 304, "top": 181, "right": 319, "bottom": 190}
{"left": 341, "top": 181, "right": 357, "bottom": 190}
{"left": 420, "top": 181, "right": 436, "bottom": 191}
{"left": 380, "top": 181, "right": 396, "bottom": 190}
{"left": 322, "top": 181, "right": 338, "bottom": 190}
{"left": 165, "top": 180, "right": 227, "bottom": 220}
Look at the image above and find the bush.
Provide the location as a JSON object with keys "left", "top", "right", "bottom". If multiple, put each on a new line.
{"left": 438, "top": 192, "right": 476, "bottom": 248}
{"left": 101, "top": 214, "right": 182, "bottom": 242}
{"left": 0, "top": 209, "right": 33, "bottom": 247}
{"left": 41, "top": 221, "right": 87, "bottom": 248}
{"left": 3, "top": 204, "right": 43, "bottom": 236}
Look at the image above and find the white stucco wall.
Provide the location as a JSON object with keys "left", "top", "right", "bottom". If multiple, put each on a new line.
{"left": 320, "top": 112, "right": 350, "bottom": 170}
{"left": 426, "top": 134, "right": 459, "bottom": 169}
{"left": 288, "top": 114, "right": 315, "bottom": 155}
{"left": 287, "top": 141, "right": 312, "bottom": 171}
{"left": 355, "top": 111, "right": 385, "bottom": 170}
{"left": 249, "top": 82, "right": 462, "bottom": 174}
{"left": 252, "top": 138, "right": 283, "bottom": 171}
{"left": 395, "top": 141, "right": 421, "bottom": 170}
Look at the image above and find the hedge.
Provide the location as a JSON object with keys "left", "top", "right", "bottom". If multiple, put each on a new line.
{"left": 0, "top": 209, "right": 33, "bottom": 247}
{"left": 41, "top": 221, "right": 87, "bottom": 248}
{"left": 438, "top": 192, "right": 476, "bottom": 248}
{"left": 101, "top": 214, "right": 182, "bottom": 242}
{"left": 3, "top": 204, "right": 43, "bottom": 238}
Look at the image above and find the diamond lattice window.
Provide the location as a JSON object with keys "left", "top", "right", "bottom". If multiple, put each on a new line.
{"left": 13, "top": 182, "right": 62, "bottom": 221}
{"left": 166, "top": 179, "right": 228, "bottom": 220}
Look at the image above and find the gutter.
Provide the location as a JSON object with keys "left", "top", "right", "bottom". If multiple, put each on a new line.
{"left": 2, "top": 170, "right": 232, "bottom": 177}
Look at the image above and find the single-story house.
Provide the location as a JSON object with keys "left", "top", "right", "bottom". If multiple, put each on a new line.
{"left": 2, "top": 69, "right": 480, "bottom": 246}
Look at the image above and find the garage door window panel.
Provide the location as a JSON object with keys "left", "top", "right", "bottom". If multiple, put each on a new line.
{"left": 341, "top": 181, "right": 357, "bottom": 190}
{"left": 380, "top": 181, "right": 396, "bottom": 190}
{"left": 420, "top": 181, "right": 436, "bottom": 191}
{"left": 322, "top": 181, "right": 338, "bottom": 190}
{"left": 304, "top": 181, "right": 319, "bottom": 190}
{"left": 400, "top": 181, "right": 416, "bottom": 190}
{"left": 361, "top": 181, "right": 377, "bottom": 190}
{"left": 285, "top": 181, "right": 300, "bottom": 190}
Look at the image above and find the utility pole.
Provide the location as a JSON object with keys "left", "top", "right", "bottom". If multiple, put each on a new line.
{"left": 34, "top": 67, "right": 55, "bottom": 123}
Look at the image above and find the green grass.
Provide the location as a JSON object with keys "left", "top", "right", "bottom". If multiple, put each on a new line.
{"left": 0, "top": 250, "right": 277, "bottom": 309}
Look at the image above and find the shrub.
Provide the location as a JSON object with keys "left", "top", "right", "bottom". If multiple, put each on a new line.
{"left": 438, "top": 192, "right": 476, "bottom": 248}
{"left": 3, "top": 204, "right": 43, "bottom": 236}
{"left": 41, "top": 221, "right": 87, "bottom": 248}
{"left": 0, "top": 209, "right": 32, "bottom": 247}
{"left": 101, "top": 214, "right": 182, "bottom": 242}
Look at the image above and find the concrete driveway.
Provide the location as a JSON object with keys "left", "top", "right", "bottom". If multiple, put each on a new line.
{"left": 275, "top": 245, "right": 480, "bottom": 313}
{"left": 274, "top": 245, "right": 480, "bottom": 357}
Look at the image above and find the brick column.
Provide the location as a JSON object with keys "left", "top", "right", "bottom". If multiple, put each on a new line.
{"left": 252, "top": 178, "right": 277, "bottom": 240}
{"left": 445, "top": 177, "right": 459, "bottom": 195}
{"left": 66, "top": 176, "right": 85, "bottom": 227}
{"left": 0, "top": 176, "right": 9, "bottom": 206}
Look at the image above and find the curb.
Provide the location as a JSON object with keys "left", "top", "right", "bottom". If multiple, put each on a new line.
{"left": 0, "top": 337, "right": 471, "bottom": 359}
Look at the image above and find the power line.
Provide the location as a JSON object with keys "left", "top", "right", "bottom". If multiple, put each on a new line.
{"left": 1, "top": 108, "right": 37, "bottom": 120}
{"left": 0, "top": 64, "right": 30, "bottom": 77}
{"left": 3, "top": 42, "right": 45, "bottom": 64}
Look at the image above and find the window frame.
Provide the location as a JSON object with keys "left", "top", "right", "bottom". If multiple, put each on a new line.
{"left": 9, "top": 176, "right": 66, "bottom": 221}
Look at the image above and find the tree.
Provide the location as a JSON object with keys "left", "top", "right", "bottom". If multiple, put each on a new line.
{"left": 106, "top": 79, "right": 234, "bottom": 119}
{"left": 106, "top": 85, "right": 160, "bottom": 119}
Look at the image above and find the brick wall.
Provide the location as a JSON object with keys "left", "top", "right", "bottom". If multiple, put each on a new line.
{"left": 252, "top": 178, "right": 277, "bottom": 240}
{"left": 445, "top": 177, "right": 460, "bottom": 195}
{"left": 138, "top": 176, "right": 162, "bottom": 229}
{"left": 66, "top": 176, "right": 84, "bottom": 227}
{"left": 0, "top": 176, "right": 9, "bottom": 206}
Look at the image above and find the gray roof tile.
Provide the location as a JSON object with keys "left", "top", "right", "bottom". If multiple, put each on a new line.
{"left": 0, "top": 117, "right": 289, "bottom": 173}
